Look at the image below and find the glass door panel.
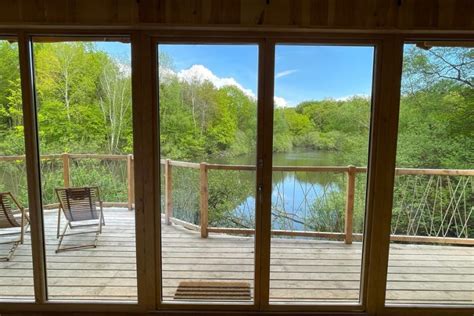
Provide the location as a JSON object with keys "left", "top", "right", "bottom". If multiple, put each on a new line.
{"left": 157, "top": 44, "right": 258, "bottom": 304}
{"left": 0, "top": 38, "right": 34, "bottom": 301}
{"left": 31, "top": 38, "right": 137, "bottom": 302}
{"left": 386, "top": 42, "right": 473, "bottom": 306}
{"left": 269, "top": 44, "right": 375, "bottom": 304}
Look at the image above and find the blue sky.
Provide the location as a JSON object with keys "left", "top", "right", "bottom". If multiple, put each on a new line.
{"left": 159, "top": 44, "right": 259, "bottom": 95}
{"left": 274, "top": 45, "right": 375, "bottom": 105}
{"left": 96, "top": 42, "right": 131, "bottom": 63}
{"left": 97, "top": 42, "right": 375, "bottom": 106}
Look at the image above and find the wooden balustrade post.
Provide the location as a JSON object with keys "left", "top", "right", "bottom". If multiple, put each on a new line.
{"left": 165, "top": 159, "right": 173, "bottom": 225}
{"left": 200, "top": 162, "right": 209, "bottom": 238}
{"left": 62, "top": 153, "right": 70, "bottom": 188}
{"left": 127, "top": 154, "right": 135, "bottom": 210}
{"left": 131, "top": 156, "right": 135, "bottom": 208}
{"left": 345, "top": 165, "right": 356, "bottom": 244}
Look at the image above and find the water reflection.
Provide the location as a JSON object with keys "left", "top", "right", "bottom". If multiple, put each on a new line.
{"left": 214, "top": 151, "right": 349, "bottom": 232}
{"left": 165, "top": 151, "right": 360, "bottom": 233}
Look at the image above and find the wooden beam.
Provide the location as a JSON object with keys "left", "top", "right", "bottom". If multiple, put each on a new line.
{"left": 62, "top": 153, "right": 70, "bottom": 188}
{"left": 0, "top": 0, "right": 473, "bottom": 31}
{"left": 389, "top": 235, "right": 474, "bottom": 245}
{"left": 168, "top": 160, "right": 200, "bottom": 169}
{"left": 170, "top": 217, "right": 200, "bottom": 231}
{"left": 344, "top": 166, "right": 356, "bottom": 245}
{"left": 127, "top": 154, "right": 134, "bottom": 210}
{"left": 207, "top": 227, "right": 346, "bottom": 240}
{"left": 199, "top": 162, "right": 208, "bottom": 238}
{"left": 164, "top": 159, "right": 173, "bottom": 225}
{"left": 395, "top": 168, "right": 474, "bottom": 176}
{"left": 130, "top": 155, "right": 135, "bottom": 208}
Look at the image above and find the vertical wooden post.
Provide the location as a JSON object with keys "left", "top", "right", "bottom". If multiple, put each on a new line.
{"left": 127, "top": 154, "right": 134, "bottom": 210}
{"left": 255, "top": 39, "right": 275, "bottom": 309}
{"left": 345, "top": 165, "right": 356, "bottom": 244}
{"left": 164, "top": 159, "right": 173, "bottom": 224}
{"left": 62, "top": 153, "right": 70, "bottom": 188}
{"left": 200, "top": 162, "right": 208, "bottom": 238}
{"left": 365, "top": 37, "right": 404, "bottom": 314}
{"left": 131, "top": 31, "right": 158, "bottom": 307}
{"left": 18, "top": 32, "right": 47, "bottom": 303}
{"left": 131, "top": 156, "right": 135, "bottom": 208}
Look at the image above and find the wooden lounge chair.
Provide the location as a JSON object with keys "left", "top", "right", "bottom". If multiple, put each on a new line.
{"left": 0, "top": 192, "right": 29, "bottom": 261}
{"left": 55, "top": 187, "right": 105, "bottom": 253}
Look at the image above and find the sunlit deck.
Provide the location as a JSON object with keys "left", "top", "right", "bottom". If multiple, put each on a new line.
{"left": 0, "top": 208, "right": 472, "bottom": 304}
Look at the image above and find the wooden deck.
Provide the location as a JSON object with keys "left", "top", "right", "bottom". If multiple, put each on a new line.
{"left": 0, "top": 208, "right": 472, "bottom": 305}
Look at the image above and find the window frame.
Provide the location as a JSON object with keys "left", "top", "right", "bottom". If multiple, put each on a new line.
{"left": 0, "top": 28, "right": 470, "bottom": 316}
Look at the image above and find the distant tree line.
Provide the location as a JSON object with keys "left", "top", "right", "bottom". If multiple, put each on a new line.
{"left": 1, "top": 42, "right": 471, "bottom": 169}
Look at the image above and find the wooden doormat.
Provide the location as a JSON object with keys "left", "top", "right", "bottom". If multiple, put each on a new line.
{"left": 174, "top": 281, "right": 251, "bottom": 301}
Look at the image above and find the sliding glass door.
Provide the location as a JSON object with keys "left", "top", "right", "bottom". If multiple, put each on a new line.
{"left": 0, "top": 37, "right": 34, "bottom": 302}
{"left": 385, "top": 41, "right": 473, "bottom": 306}
{"left": 269, "top": 44, "right": 375, "bottom": 305}
{"left": 31, "top": 37, "right": 137, "bottom": 302}
{"left": 157, "top": 43, "right": 259, "bottom": 304}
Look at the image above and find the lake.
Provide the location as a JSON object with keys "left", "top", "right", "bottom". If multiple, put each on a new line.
{"left": 207, "top": 151, "right": 354, "bottom": 231}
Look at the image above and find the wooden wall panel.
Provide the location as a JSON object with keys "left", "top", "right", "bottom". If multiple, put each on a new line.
{"left": 0, "top": 0, "right": 137, "bottom": 25}
{"left": 0, "top": 0, "right": 472, "bottom": 31}
{"left": 451, "top": 0, "right": 473, "bottom": 29}
{"left": 207, "top": 0, "right": 241, "bottom": 25}
{"left": 42, "top": 0, "right": 72, "bottom": 24}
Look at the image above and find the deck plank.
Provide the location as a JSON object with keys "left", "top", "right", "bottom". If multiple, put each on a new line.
{"left": 0, "top": 208, "right": 472, "bottom": 305}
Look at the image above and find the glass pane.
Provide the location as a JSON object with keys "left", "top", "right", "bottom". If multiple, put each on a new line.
{"left": 32, "top": 39, "right": 137, "bottom": 302}
{"left": 158, "top": 44, "right": 258, "bottom": 303}
{"left": 0, "top": 38, "right": 34, "bottom": 301}
{"left": 269, "top": 45, "right": 375, "bottom": 304}
{"left": 386, "top": 43, "right": 473, "bottom": 306}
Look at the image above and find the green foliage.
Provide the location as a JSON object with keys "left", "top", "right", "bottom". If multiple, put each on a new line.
{"left": 306, "top": 188, "right": 345, "bottom": 233}
{"left": 70, "top": 160, "right": 128, "bottom": 202}
{"left": 169, "top": 167, "right": 200, "bottom": 224}
{"left": 0, "top": 41, "right": 471, "bottom": 237}
{"left": 397, "top": 76, "right": 473, "bottom": 169}
{"left": 208, "top": 170, "right": 255, "bottom": 228}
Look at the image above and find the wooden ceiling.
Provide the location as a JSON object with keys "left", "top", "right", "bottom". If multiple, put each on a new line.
{"left": 0, "top": 0, "right": 472, "bottom": 31}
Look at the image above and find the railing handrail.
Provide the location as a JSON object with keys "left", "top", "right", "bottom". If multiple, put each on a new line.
{"left": 158, "top": 159, "right": 473, "bottom": 246}
{"left": 0, "top": 153, "right": 135, "bottom": 211}
{"left": 1, "top": 154, "right": 472, "bottom": 176}
{"left": 160, "top": 159, "right": 474, "bottom": 176}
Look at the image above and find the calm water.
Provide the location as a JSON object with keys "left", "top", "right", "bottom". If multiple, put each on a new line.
{"left": 209, "top": 150, "right": 344, "bottom": 166}
{"left": 209, "top": 151, "right": 348, "bottom": 230}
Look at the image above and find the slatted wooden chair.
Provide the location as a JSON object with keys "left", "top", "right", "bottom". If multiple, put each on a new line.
{"left": 55, "top": 187, "right": 105, "bottom": 253}
{"left": 0, "top": 192, "right": 29, "bottom": 261}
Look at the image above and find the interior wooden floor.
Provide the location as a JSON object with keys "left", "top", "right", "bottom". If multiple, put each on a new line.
{"left": 0, "top": 208, "right": 472, "bottom": 305}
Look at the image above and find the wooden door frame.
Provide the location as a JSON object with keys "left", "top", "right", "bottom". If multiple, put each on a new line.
{"left": 152, "top": 35, "right": 266, "bottom": 312}
{"left": 150, "top": 33, "right": 378, "bottom": 314}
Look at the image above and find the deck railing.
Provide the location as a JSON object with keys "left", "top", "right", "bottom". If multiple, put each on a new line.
{"left": 161, "top": 159, "right": 474, "bottom": 245}
{"left": 0, "top": 153, "right": 135, "bottom": 210}
{"left": 0, "top": 153, "right": 472, "bottom": 245}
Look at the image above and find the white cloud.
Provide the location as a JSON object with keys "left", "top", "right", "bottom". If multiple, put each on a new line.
{"left": 274, "top": 96, "right": 288, "bottom": 108}
{"left": 159, "top": 64, "right": 291, "bottom": 108}
{"left": 117, "top": 62, "right": 131, "bottom": 76}
{"left": 177, "top": 64, "right": 256, "bottom": 99}
{"left": 275, "top": 69, "right": 298, "bottom": 79}
{"left": 334, "top": 93, "right": 371, "bottom": 101}
{"left": 158, "top": 67, "right": 176, "bottom": 82}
